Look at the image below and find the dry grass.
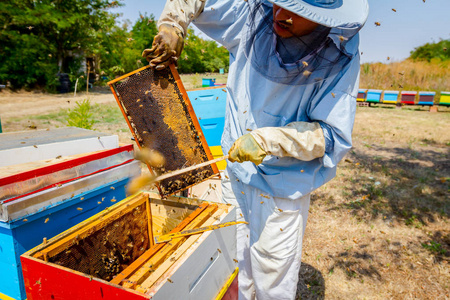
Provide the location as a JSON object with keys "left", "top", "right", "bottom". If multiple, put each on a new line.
{"left": 360, "top": 59, "right": 450, "bottom": 94}
{"left": 299, "top": 106, "right": 450, "bottom": 299}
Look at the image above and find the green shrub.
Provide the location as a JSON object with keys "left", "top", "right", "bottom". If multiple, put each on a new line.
{"left": 66, "top": 99, "right": 95, "bottom": 130}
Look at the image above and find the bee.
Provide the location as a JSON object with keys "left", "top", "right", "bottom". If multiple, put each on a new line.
{"left": 43, "top": 238, "right": 47, "bottom": 244}
{"left": 201, "top": 49, "right": 206, "bottom": 54}
{"left": 375, "top": 22, "right": 381, "bottom": 26}
{"left": 278, "top": 208, "right": 283, "bottom": 212}
{"left": 80, "top": 197, "right": 84, "bottom": 200}
{"left": 280, "top": 228, "right": 283, "bottom": 231}
{"left": 27, "top": 26, "right": 34, "bottom": 30}
{"left": 303, "top": 70, "right": 312, "bottom": 77}
{"left": 217, "top": 248, "right": 222, "bottom": 253}
{"left": 301, "top": 169, "right": 305, "bottom": 173}
{"left": 211, "top": 7, "right": 215, "bottom": 10}
{"left": 285, "top": 18, "right": 293, "bottom": 25}
{"left": 225, "top": 175, "right": 229, "bottom": 179}
{"left": 222, "top": 89, "right": 227, "bottom": 92}
{"left": 392, "top": 8, "right": 397, "bottom": 12}
{"left": 77, "top": 207, "right": 83, "bottom": 211}
{"left": 33, "top": 145, "right": 38, "bottom": 148}
{"left": 110, "top": 186, "right": 115, "bottom": 190}
{"left": 302, "top": 61, "right": 308, "bottom": 67}
{"left": 246, "top": 129, "right": 252, "bottom": 132}
{"left": 167, "top": 278, "right": 173, "bottom": 283}
{"left": 139, "top": 104, "right": 143, "bottom": 108}
{"left": 127, "top": 38, "right": 134, "bottom": 42}
{"left": 338, "top": 35, "right": 347, "bottom": 42}
{"left": 260, "top": 201, "right": 264, "bottom": 204}
{"left": 23, "top": 219, "right": 28, "bottom": 222}
{"left": 398, "top": 72, "right": 404, "bottom": 76}
{"left": 98, "top": 202, "right": 102, "bottom": 204}
{"left": 331, "top": 93, "right": 336, "bottom": 98}
{"left": 387, "top": 56, "right": 390, "bottom": 60}
{"left": 241, "top": 191, "right": 245, "bottom": 195}
{"left": 233, "top": 259, "right": 238, "bottom": 263}
{"left": 44, "top": 218, "right": 49, "bottom": 223}
{"left": 243, "top": 111, "right": 247, "bottom": 114}
{"left": 216, "top": 97, "right": 219, "bottom": 100}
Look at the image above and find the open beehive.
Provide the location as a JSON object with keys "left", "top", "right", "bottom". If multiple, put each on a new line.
{"left": 108, "top": 65, "right": 219, "bottom": 197}
{"left": 21, "top": 192, "right": 237, "bottom": 300}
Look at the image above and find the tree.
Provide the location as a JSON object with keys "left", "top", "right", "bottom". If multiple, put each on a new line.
{"left": 177, "top": 28, "right": 229, "bottom": 74}
{"left": 410, "top": 39, "right": 450, "bottom": 62}
{"left": 0, "top": 0, "right": 123, "bottom": 90}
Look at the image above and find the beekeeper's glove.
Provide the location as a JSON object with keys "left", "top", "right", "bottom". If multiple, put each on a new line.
{"left": 143, "top": 0, "right": 205, "bottom": 70}
{"left": 229, "top": 122, "right": 326, "bottom": 165}
{"left": 228, "top": 134, "right": 267, "bottom": 165}
{"left": 142, "top": 24, "right": 184, "bottom": 70}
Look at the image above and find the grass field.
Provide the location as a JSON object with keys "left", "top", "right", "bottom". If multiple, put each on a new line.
{"left": 1, "top": 68, "right": 449, "bottom": 299}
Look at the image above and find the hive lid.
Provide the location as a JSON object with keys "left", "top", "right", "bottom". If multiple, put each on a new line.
{"left": 108, "top": 65, "right": 219, "bottom": 198}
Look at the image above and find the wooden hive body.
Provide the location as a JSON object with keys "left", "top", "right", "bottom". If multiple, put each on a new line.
{"left": 21, "top": 192, "right": 237, "bottom": 300}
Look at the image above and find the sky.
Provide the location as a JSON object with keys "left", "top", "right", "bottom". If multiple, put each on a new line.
{"left": 111, "top": 0, "right": 450, "bottom": 63}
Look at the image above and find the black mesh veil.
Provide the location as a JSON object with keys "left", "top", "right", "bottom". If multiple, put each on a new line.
{"left": 243, "top": 0, "right": 353, "bottom": 86}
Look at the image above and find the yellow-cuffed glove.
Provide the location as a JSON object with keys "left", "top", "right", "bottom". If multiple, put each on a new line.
{"left": 228, "top": 133, "right": 267, "bottom": 165}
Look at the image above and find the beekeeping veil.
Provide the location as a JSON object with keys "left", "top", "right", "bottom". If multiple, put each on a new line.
{"left": 243, "top": 0, "right": 369, "bottom": 85}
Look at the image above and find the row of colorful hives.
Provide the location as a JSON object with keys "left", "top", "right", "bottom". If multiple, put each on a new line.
{"left": 357, "top": 89, "right": 450, "bottom": 106}
{"left": 0, "top": 128, "right": 140, "bottom": 300}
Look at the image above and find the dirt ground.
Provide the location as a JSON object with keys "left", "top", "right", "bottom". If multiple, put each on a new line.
{"left": 0, "top": 88, "right": 449, "bottom": 299}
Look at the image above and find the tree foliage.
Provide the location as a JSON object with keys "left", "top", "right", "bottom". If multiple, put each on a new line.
{"left": 410, "top": 39, "right": 450, "bottom": 62}
{"left": 0, "top": 1, "right": 228, "bottom": 91}
{"left": 177, "top": 28, "right": 229, "bottom": 74}
{"left": 0, "top": 0, "right": 124, "bottom": 90}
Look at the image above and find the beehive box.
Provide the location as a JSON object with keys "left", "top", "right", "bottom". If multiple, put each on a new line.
{"left": 417, "top": 91, "right": 435, "bottom": 106}
{"left": 439, "top": 91, "right": 450, "bottom": 106}
{"left": 366, "top": 89, "right": 382, "bottom": 103}
{"left": 401, "top": 91, "right": 417, "bottom": 105}
{"left": 382, "top": 90, "right": 399, "bottom": 104}
{"left": 188, "top": 87, "right": 227, "bottom": 170}
{"left": 21, "top": 192, "right": 237, "bottom": 300}
{"left": 357, "top": 89, "right": 367, "bottom": 102}
{"left": 0, "top": 144, "right": 140, "bottom": 300}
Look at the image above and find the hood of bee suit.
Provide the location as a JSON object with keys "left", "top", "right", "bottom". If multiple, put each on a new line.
{"left": 268, "top": 0, "right": 369, "bottom": 30}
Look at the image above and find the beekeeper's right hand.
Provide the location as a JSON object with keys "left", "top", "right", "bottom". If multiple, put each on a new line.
{"left": 143, "top": 0, "right": 205, "bottom": 70}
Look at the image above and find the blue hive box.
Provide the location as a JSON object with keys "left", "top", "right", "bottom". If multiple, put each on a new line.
{"left": 417, "top": 91, "right": 435, "bottom": 106}
{"left": 202, "top": 78, "right": 216, "bottom": 87}
{"left": 382, "top": 90, "right": 399, "bottom": 104}
{"left": 188, "top": 87, "right": 227, "bottom": 169}
{"left": 366, "top": 89, "right": 382, "bottom": 103}
{"left": 0, "top": 130, "right": 140, "bottom": 300}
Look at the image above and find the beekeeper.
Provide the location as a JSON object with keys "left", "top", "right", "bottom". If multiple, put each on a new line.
{"left": 144, "top": 0, "right": 368, "bottom": 299}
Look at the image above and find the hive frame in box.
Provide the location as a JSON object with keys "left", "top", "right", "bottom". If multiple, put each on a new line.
{"left": 21, "top": 192, "right": 237, "bottom": 300}
{"left": 108, "top": 65, "right": 219, "bottom": 198}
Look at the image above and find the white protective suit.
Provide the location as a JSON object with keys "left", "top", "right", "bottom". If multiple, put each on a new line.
{"left": 156, "top": 0, "right": 368, "bottom": 299}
